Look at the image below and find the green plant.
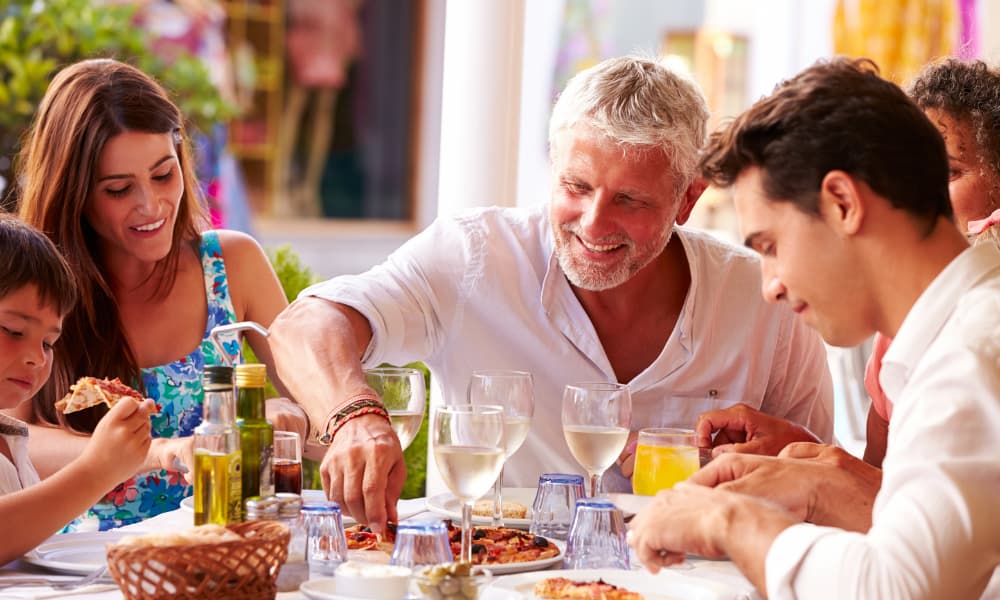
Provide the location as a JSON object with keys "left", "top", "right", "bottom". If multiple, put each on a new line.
{"left": 0, "top": 0, "right": 234, "bottom": 207}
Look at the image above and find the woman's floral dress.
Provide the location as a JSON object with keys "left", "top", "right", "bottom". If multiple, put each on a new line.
{"left": 70, "top": 231, "right": 243, "bottom": 531}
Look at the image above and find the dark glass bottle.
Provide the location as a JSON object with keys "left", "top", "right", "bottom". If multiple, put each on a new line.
{"left": 236, "top": 363, "right": 274, "bottom": 518}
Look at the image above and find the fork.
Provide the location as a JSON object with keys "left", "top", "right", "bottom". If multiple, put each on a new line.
{"left": 0, "top": 566, "right": 111, "bottom": 590}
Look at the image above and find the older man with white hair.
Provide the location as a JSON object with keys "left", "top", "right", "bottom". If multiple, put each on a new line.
{"left": 268, "top": 55, "right": 834, "bottom": 533}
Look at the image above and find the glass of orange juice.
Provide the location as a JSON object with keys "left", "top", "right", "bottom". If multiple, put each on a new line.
{"left": 631, "top": 428, "right": 700, "bottom": 496}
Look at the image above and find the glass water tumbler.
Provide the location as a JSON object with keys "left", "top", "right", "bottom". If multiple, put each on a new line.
{"left": 530, "top": 473, "right": 586, "bottom": 541}
{"left": 390, "top": 519, "right": 453, "bottom": 568}
{"left": 564, "top": 498, "right": 630, "bottom": 570}
{"left": 302, "top": 503, "right": 348, "bottom": 577}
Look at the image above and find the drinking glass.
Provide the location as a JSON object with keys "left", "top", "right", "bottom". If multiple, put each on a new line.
{"left": 365, "top": 367, "right": 427, "bottom": 450}
{"left": 530, "top": 473, "right": 585, "bottom": 541}
{"left": 390, "top": 519, "right": 453, "bottom": 568}
{"left": 467, "top": 369, "right": 534, "bottom": 527}
{"left": 273, "top": 431, "right": 303, "bottom": 494}
{"left": 563, "top": 498, "right": 630, "bottom": 570}
{"left": 561, "top": 382, "right": 632, "bottom": 497}
{"left": 632, "top": 427, "right": 700, "bottom": 495}
{"left": 302, "top": 502, "right": 348, "bottom": 577}
{"left": 431, "top": 404, "right": 505, "bottom": 563}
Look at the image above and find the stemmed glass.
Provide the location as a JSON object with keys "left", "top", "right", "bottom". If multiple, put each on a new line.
{"left": 467, "top": 370, "right": 534, "bottom": 527}
{"left": 365, "top": 367, "right": 426, "bottom": 450}
{"left": 561, "top": 382, "right": 632, "bottom": 497}
{"left": 431, "top": 404, "right": 505, "bottom": 563}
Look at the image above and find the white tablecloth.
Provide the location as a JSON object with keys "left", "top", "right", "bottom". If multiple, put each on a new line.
{"left": 0, "top": 495, "right": 759, "bottom": 599}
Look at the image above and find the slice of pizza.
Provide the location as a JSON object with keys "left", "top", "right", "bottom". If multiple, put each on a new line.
{"left": 55, "top": 376, "right": 144, "bottom": 414}
{"left": 534, "top": 577, "right": 644, "bottom": 600}
{"left": 344, "top": 523, "right": 397, "bottom": 554}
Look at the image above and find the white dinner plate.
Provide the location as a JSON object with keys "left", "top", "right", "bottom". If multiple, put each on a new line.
{"left": 425, "top": 487, "right": 537, "bottom": 529}
{"left": 23, "top": 531, "right": 132, "bottom": 575}
{"left": 482, "top": 567, "right": 755, "bottom": 600}
{"left": 299, "top": 577, "right": 358, "bottom": 600}
{"left": 480, "top": 539, "right": 565, "bottom": 575}
{"left": 606, "top": 492, "right": 653, "bottom": 517}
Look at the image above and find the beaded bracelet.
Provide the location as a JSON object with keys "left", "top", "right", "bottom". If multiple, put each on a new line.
{"left": 316, "top": 394, "right": 389, "bottom": 445}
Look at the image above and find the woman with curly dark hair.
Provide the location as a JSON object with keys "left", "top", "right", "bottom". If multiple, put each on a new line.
{"left": 863, "top": 58, "right": 1000, "bottom": 467}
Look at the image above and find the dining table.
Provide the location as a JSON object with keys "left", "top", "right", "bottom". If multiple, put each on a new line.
{"left": 0, "top": 491, "right": 760, "bottom": 599}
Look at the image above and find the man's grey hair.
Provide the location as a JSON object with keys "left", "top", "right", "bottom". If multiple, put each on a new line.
{"left": 548, "top": 55, "right": 709, "bottom": 192}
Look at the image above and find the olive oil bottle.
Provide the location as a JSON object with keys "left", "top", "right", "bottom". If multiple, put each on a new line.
{"left": 235, "top": 363, "right": 274, "bottom": 517}
{"left": 193, "top": 365, "right": 242, "bottom": 525}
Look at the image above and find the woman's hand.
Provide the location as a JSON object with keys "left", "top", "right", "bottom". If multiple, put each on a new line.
{"left": 144, "top": 437, "right": 195, "bottom": 483}
{"left": 266, "top": 397, "right": 310, "bottom": 440}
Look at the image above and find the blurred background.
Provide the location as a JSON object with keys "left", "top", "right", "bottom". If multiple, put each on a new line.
{"left": 0, "top": 0, "right": 992, "bottom": 459}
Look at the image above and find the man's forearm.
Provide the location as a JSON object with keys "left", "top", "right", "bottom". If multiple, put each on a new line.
{"left": 722, "top": 501, "right": 798, "bottom": 596}
{"left": 268, "top": 297, "right": 375, "bottom": 436}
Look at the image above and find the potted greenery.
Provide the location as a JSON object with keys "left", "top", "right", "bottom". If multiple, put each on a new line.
{"left": 0, "top": 0, "right": 232, "bottom": 208}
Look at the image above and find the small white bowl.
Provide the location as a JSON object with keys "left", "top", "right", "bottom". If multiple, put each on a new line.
{"left": 334, "top": 561, "right": 412, "bottom": 599}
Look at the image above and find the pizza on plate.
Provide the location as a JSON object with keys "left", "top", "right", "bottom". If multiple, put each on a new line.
{"left": 54, "top": 376, "right": 145, "bottom": 414}
{"left": 534, "top": 577, "right": 644, "bottom": 600}
{"left": 344, "top": 522, "right": 397, "bottom": 554}
{"left": 344, "top": 520, "right": 560, "bottom": 565}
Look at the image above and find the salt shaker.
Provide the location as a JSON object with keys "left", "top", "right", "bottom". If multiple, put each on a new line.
{"left": 275, "top": 493, "right": 308, "bottom": 590}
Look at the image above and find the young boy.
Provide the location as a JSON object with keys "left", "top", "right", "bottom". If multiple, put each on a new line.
{"left": 627, "top": 58, "right": 1000, "bottom": 599}
{"left": 0, "top": 214, "right": 156, "bottom": 565}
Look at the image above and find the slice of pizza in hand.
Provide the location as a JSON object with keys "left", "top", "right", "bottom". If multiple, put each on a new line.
{"left": 55, "top": 376, "right": 145, "bottom": 414}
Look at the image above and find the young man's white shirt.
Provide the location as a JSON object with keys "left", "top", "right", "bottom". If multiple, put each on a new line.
{"left": 765, "top": 242, "right": 1000, "bottom": 599}
{"left": 0, "top": 412, "right": 40, "bottom": 495}
{"left": 304, "top": 204, "right": 834, "bottom": 491}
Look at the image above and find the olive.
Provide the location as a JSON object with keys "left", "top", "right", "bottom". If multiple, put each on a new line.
{"left": 470, "top": 543, "right": 485, "bottom": 555}
{"left": 472, "top": 529, "right": 487, "bottom": 540}
{"left": 351, "top": 533, "right": 367, "bottom": 542}
{"left": 533, "top": 536, "right": 549, "bottom": 547}
{"left": 440, "top": 578, "right": 460, "bottom": 594}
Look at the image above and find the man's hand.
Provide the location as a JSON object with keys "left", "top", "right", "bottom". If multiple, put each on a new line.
{"left": 321, "top": 414, "right": 406, "bottom": 535}
{"left": 690, "top": 449, "right": 881, "bottom": 532}
{"left": 266, "top": 397, "right": 310, "bottom": 441}
{"left": 695, "top": 403, "right": 820, "bottom": 458}
{"left": 627, "top": 482, "right": 796, "bottom": 594}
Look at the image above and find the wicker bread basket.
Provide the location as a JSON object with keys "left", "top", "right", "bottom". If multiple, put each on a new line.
{"left": 106, "top": 521, "right": 290, "bottom": 600}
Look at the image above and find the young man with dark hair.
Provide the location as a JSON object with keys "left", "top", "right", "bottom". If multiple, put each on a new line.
{"left": 628, "top": 57, "right": 1000, "bottom": 599}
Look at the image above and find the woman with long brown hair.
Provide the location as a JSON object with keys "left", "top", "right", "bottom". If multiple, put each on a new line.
{"left": 12, "top": 58, "right": 305, "bottom": 528}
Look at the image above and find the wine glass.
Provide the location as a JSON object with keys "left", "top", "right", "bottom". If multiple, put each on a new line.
{"left": 431, "top": 404, "right": 505, "bottom": 563}
{"left": 365, "top": 367, "right": 426, "bottom": 450}
{"left": 561, "top": 382, "right": 632, "bottom": 497}
{"left": 467, "top": 370, "right": 534, "bottom": 527}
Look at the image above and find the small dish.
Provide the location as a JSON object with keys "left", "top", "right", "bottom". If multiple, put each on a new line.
{"left": 415, "top": 562, "right": 492, "bottom": 599}
{"left": 334, "top": 561, "right": 411, "bottom": 599}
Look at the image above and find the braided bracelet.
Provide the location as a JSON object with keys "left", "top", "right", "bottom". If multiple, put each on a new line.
{"left": 316, "top": 394, "right": 387, "bottom": 445}
{"left": 318, "top": 406, "right": 391, "bottom": 445}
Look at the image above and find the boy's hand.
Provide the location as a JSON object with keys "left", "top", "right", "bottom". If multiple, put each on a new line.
{"left": 84, "top": 398, "right": 156, "bottom": 486}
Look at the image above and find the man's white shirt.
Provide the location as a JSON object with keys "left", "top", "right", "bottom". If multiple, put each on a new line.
{"left": 765, "top": 242, "right": 1000, "bottom": 599}
{"left": 304, "top": 204, "right": 834, "bottom": 491}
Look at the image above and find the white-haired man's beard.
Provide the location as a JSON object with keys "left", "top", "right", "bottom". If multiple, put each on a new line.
{"left": 553, "top": 221, "right": 673, "bottom": 291}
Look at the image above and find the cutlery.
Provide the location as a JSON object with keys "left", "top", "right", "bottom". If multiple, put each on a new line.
{"left": 0, "top": 566, "right": 111, "bottom": 590}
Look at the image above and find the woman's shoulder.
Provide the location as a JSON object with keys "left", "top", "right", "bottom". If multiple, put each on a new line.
{"left": 200, "top": 229, "right": 269, "bottom": 266}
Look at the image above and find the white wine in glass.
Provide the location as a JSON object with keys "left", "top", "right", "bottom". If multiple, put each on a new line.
{"left": 562, "top": 383, "right": 632, "bottom": 497}
{"left": 468, "top": 370, "right": 534, "bottom": 526}
{"left": 365, "top": 367, "right": 426, "bottom": 450}
{"left": 432, "top": 404, "right": 505, "bottom": 562}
